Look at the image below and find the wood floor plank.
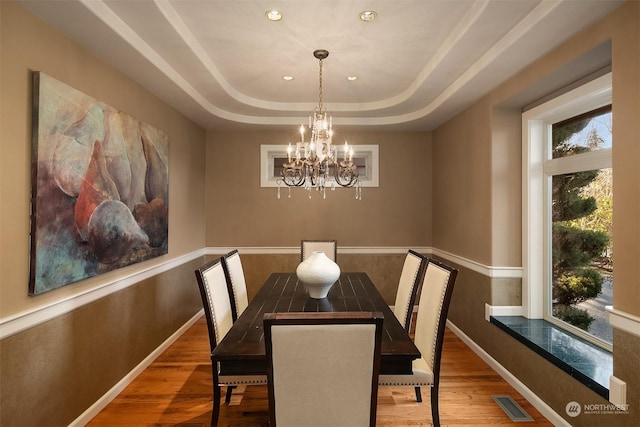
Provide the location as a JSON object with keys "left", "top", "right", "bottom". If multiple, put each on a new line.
{"left": 88, "top": 317, "right": 553, "bottom": 426}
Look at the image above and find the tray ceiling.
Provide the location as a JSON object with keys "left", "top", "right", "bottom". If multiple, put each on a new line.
{"left": 19, "top": 0, "right": 622, "bottom": 130}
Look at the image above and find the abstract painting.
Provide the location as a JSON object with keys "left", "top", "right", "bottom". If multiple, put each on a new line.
{"left": 29, "top": 72, "right": 169, "bottom": 294}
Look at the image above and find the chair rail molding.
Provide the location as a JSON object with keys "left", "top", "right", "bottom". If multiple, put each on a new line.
{"left": 430, "top": 248, "right": 523, "bottom": 279}
{"left": 606, "top": 306, "right": 640, "bottom": 338}
{"left": 0, "top": 249, "right": 206, "bottom": 340}
{"left": 206, "top": 246, "right": 524, "bottom": 279}
{"left": 1, "top": 246, "right": 525, "bottom": 341}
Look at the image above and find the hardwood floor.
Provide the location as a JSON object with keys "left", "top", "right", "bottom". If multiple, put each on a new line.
{"left": 88, "top": 316, "right": 553, "bottom": 426}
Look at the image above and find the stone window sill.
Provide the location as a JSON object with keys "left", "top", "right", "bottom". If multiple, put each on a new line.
{"left": 490, "top": 315, "right": 612, "bottom": 399}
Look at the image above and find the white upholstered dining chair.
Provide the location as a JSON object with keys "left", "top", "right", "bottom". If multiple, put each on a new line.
{"left": 263, "top": 312, "right": 384, "bottom": 427}
{"left": 392, "top": 249, "right": 427, "bottom": 332}
{"left": 221, "top": 249, "right": 249, "bottom": 321}
{"left": 379, "top": 258, "right": 458, "bottom": 427}
{"left": 194, "top": 258, "right": 267, "bottom": 426}
{"left": 301, "top": 239, "right": 337, "bottom": 262}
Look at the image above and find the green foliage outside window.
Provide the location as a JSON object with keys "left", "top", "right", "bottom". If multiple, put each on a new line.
{"left": 551, "top": 109, "right": 611, "bottom": 332}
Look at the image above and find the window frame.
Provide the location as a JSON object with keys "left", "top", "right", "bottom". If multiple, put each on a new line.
{"left": 522, "top": 73, "right": 612, "bottom": 350}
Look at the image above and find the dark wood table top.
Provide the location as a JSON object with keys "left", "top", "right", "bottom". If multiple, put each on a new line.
{"left": 212, "top": 272, "right": 421, "bottom": 375}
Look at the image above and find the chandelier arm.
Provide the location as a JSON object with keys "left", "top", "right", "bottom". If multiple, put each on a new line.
{"left": 334, "top": 163, "right": 359, "bottom": 187}
{"left": 335, "top": 176, "right": 356, "bottom": 187}
{"left": 281, "top": 166, "right": 306, "bottom": 187}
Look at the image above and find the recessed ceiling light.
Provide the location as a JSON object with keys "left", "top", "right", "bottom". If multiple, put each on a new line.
{"left": 346, "top": 76, "right": 358, "bottom": 81}
{"left": 282, "top": 75, "right": 294, "bottom": 81}
{"left": 265, "top": 10, "right": 282, "bottom": 21}
{"left": 359, "top": 10, "right": 377, "bottom": 22}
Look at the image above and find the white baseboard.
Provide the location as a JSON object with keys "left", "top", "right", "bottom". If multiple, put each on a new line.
{"left": 446, "top": 320, "right": 570, "bottom": 427}
{"left": 69, "top": 310, "right": 204, "bottom": 426}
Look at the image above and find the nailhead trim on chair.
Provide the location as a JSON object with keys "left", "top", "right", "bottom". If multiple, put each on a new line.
{"left": 378, "top": 380, "right": 433, "bottom": 386}
{"left": 429, "top": 265, "right": 449, "bottom": 368}
{"left": 227, "top": 254, "right": 241, "bottom": 314}
{"left": 219, "top": 376, "right": 268, "bottom": 385}
{"left": 402, "top": 252, "right": 422, "bottom": 327}
{"left": 202, "top": 275, "right": 221, "bottom": 344}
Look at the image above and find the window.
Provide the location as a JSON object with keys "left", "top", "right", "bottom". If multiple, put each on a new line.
{"left": 523, "top": 73, "right": 612, "bottom": 350}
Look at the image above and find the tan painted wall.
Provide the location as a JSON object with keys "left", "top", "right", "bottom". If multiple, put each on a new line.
{"left": 609, "top": 3, "right": 640, "bottom": 315}
{"left": 205, "top": 130, "right": 432, "bottom": 247}
{"left": 490, "top": 107, "right": 523, "bottom": 267}
{"left": 0, "top": 258, "right": 204, "bottom": 427}
{"left": 433, "top": 101, "right": 493, "bottom": 264}
{"left": 1, "top": 3, "right": 206, "bottom": 425}
{"left": 0, "top": 2, "right": 207, "bottom": 318}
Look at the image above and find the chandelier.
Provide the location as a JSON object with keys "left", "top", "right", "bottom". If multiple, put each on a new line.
{"left": 277, "top": 49, "right": 361, "bottom": 200}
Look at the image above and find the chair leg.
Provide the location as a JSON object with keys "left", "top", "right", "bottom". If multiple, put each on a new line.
{"left": 212, "top": 384, "right": 221, "bottom": 427}
{"left": 414, "top": 386, "right": 422, "bottom": 402}
{"left": 430, "top": 384, "right": 440, "bottom": 427}
{"left": 225, "top": 385, "right": 236, "bottom": 403}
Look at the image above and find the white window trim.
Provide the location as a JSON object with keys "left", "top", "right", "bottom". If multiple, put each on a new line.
{"left": 522, "top": 73, "right": 612, "bottom": 328}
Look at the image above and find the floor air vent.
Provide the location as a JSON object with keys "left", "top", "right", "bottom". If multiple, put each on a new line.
{"left": 492, "top": 395, "right": 534, "bottom": 422}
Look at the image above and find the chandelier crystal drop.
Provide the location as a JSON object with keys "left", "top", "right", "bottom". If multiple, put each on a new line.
{"left": 277, "top": 49, "right": 361, "bottom": 200}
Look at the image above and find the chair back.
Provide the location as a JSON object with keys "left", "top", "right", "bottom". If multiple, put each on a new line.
{"left": 413, "top": 259, "right": 458, "bottom": 380}
{"left": 221, "top": 249, "right": 249, "bottom": 321}
{"left": 301, "top": 239, "right": 337, "bottom": 262}
{"left": 264, "top": 312, "right": 384, "bottom": 427}
{"left": 194, "top": 258, "right": 234, "bottom": 353}
{"left": 392, "top": 250, "right": 427, "bottom": 332}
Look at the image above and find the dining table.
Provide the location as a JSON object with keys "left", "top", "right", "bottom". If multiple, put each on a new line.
{"left": 212, "top": 272, "right": 421, "bottom": 376}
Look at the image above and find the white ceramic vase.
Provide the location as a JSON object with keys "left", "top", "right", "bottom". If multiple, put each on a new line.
{"left": 296, "top": 251, "right": 341, "bottom": 299}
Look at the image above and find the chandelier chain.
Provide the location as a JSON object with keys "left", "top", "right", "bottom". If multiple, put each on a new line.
{"left": 318, "top": 58, "right": 323, "bottom": 111}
